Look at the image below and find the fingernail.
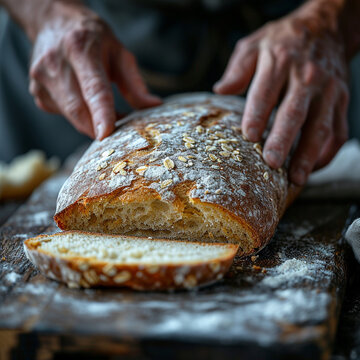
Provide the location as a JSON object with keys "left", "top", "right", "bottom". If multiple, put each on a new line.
{"left": 96, "top": 123, "right": 106, "bottom": 140}
{"left": 264, "top": 149, "right": 282, "bottom": 168}
{"left": 291, "top": 168, "right": 306, "bottom": 186}
{"left": 245, "top": 127, "right": 259, "bottom": 142}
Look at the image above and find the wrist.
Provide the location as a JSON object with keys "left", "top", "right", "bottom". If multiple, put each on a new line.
{"left": 292, "top": 0, "right": 345, "bottom": 35}
{"left": 1, "top": 0, "right": 93, "bottom": 42}
{"left": 31, "top": 1, "right": 97, "bottom": 42}
{"left": 293, "top": 0, "right": 360, "bottom": 60}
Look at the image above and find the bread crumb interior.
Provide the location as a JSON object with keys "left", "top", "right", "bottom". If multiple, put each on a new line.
{"left": 38, "top": 233, "right": 234, "bottom": 264}
{"left": 63, "top": 196, "right": 254, "bottom": 254}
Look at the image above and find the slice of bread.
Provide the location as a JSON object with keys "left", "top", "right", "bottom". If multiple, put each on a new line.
{"left": 24, "top": 231, "right": 238, "bottom": 290}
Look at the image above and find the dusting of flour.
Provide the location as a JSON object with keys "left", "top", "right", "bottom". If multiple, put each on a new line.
{"left": 3, "top": 272, "right": 21, "bottom": 284}
{"left": 261, "top": 257, "right": 332, "bottom": 288}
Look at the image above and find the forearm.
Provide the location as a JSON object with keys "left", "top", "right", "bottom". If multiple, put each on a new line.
{"left": 1, "top": 0, "right": 161, "bottom": 140}
{"left": 294, "top": 0, "right": 360, "bottom": 60}
{"left": 0, "top": 0, "right": 85, "bottom": 42}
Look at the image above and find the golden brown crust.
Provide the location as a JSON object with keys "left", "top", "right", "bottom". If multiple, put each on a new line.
{"left": 54, "top": 93, "right": 299, "bottom": 255}
{"left": 24, "top": 231, "right": 238, "bottom": 290}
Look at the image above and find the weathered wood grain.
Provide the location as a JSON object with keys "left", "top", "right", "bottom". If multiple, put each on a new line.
{"left": 0, "top": 170, "right": 354, "bottom": 360}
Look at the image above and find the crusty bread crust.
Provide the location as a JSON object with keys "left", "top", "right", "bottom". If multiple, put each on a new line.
{"left": 54, "top": 93, "right": 299, "bottom": 256}
{"left": 24, "top": 231, "right": 238, "bottom": 290}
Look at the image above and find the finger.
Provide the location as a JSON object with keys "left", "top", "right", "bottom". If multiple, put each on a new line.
{"left": 241, "top": 46, "right": 290, "bottom": 142}
{"left": 113, "top": 47, "right": 162, "bottom": 109}
{"left": 263, "top": 73, "right": 312, "bottom": 169}
{"left": 289, "top": 81, "right": 337, "bottom": 185}
{"left": 213, "top": 39, "right": 258, "bottom": 95}
{"left": 315, "top": 88, "right": 349, "bottom": 169}
{"left": 29, "top": 79, "right": 59, "bottom": 113}
{"left": 30, "top": 57, "right": 95, "bottom": 138}
{"left": 51, "top": 66, "right": 95, "bottom": 138}
{"left": 69, "top": 52, "right": 116, "bottom": 140}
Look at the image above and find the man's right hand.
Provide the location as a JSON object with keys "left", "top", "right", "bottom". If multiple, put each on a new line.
{"left": 27, "top": 1, "right": 161, "bottom": 140}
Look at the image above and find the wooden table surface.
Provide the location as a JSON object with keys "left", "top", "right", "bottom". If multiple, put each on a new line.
{"left": 0, "top": 167, "right": 358, "bottom": 360}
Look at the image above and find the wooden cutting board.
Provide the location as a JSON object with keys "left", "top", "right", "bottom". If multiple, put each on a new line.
{"left": 0, "top": 169, "right": 354, "bottom": 360}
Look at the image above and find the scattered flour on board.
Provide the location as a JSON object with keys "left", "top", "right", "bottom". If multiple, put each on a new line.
{"left": 261, "top": 257, "right": 332, "bottom": 288}
{"left": 4, "top": 272, "right": 21, "bottom": 284}
{"left": 16, "top": 210, "right": 51, "bottom": 227}
{"left": 15, "top": 233, "right": 31, "bottom": 239}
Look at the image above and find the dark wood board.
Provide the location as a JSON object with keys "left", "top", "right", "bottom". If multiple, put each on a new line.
{"left": 0, "top": 170, "right": 354, "bottom": 360}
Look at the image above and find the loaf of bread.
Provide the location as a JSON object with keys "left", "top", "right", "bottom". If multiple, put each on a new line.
{"left": 0, "top": 150, "right": 58, "bottom": 200}
{"left": 24, "top": 231, "right": 238, "bottom": 290}
{"left": 54, "top": 93, "right": 299, "bottom": 256}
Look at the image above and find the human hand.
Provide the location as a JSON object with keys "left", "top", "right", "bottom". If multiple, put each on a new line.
{"left": 29, "top": 2, "right": 161, "bottom": 140}
{"left": 214, "top": 1, "right": 349, "bottom": 185}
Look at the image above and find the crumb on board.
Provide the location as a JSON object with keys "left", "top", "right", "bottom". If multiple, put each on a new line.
{"left": 252, "top": 265, "right": 262, "bottom": 271}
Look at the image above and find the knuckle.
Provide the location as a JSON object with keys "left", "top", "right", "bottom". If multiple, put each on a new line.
{"left": 83, "top": 77, "right": 112, "bottom": 103}
{"left": 272, "top": 44, "right": 291, "bottom": 65}
{"left": 64, "top": 29, "right": 90, "bottom": 53}
{"left": 303, "top": 61, "right": 325, "bottom": 85}
{"left": 235, "top": 38, "right": 251, "bottom": 53}
{"left": 30, "top": 49, "right": 60, "bottom": 79}
{"left": 64, "top": 24, "right": 103, "bottom": 54}
{"left": 316, "top": 121, "right": 332, "bottom": 138}
{"left": 29, "top": 63, "right": 43, "bottom": 81}
{"left": 42, "top": 49, "right": 58, "bottom": 68}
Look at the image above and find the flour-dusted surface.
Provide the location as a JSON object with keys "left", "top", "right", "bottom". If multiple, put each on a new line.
{"left": 0, "top": 165, "right": 352, "bottom": 358}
